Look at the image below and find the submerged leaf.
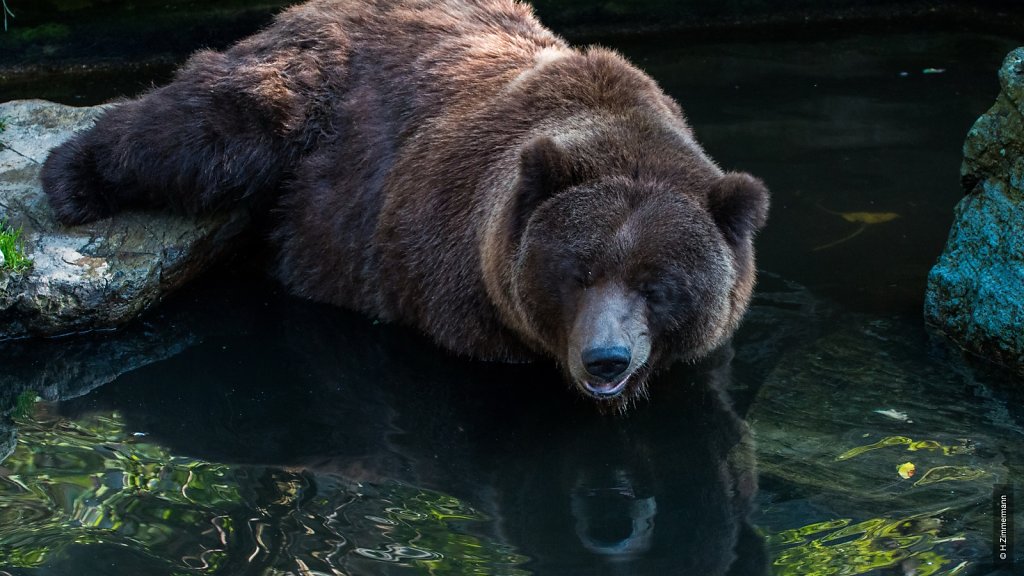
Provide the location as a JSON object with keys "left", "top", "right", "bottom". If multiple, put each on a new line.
{"left": 812, "top": 205, "right": 901, "bottom": 250}
{"left": 838, "top": 211, "right": 901, "bottom": 224}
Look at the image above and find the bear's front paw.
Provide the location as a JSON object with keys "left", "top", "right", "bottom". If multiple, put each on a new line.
{"left": 40, "top": 139, "right": 115, "bottom": 225}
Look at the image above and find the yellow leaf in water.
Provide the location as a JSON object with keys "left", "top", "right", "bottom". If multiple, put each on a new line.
{"left": 838, "top": 211, "right": 901, "bottom": 224}
{"left": 897, "top": 462, "right": 916, "bottom": 479}
{"left": 812, "top": 205, "right": 903, "bottom": 250}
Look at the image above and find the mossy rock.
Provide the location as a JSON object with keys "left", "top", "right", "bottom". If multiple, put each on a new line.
{"left": 925, "top": 47, "right": 1024, "bottom": 376}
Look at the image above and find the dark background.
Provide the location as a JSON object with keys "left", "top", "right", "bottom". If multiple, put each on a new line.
{"left": 2, "top": 0, "right": 1024, "bottom": 74}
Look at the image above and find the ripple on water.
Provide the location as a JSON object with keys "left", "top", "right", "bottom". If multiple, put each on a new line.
{"left": 0, "top": 403, "right": 530, "bottom": 575}
{"left": 768, "top": 512, "right": 970, "bottom": 576}
{"left": 747, "top": 313, "right": 1019, "bottom": 574}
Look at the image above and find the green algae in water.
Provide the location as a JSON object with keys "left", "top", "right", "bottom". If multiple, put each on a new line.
{"left": 768, "top": 511, "right": 967, "bottom": 576}
{"left": 913, "top": 466, "right": 988, "bottom": 487}
{"left": 836, "top": 436, "right": 975, "bottom": 461}
{"left": 0, "top": 400, "right": 528, "bottom": 574}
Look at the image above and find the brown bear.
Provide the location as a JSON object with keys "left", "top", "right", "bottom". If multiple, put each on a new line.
{"left": 41, "top": 0, "right": 769, "bottom": 407}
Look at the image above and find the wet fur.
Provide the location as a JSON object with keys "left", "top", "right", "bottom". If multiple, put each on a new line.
{"left": 42, "top": 0, "right": 769, "bottom": 405}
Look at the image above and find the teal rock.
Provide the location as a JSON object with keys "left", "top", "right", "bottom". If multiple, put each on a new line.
{"left": 925, "top": 48, "right": 1024, "bottom": 376}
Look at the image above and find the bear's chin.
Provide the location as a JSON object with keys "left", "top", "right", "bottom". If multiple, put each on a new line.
{"left": 582, "top": 374, "right": 631, "bottom": 398}
{"left": 573, "top": 365, "right": 655, "bottom": 412}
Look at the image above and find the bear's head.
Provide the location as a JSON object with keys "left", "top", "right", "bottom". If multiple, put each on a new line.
{"left": 507, "top": 136, "right": 769, "bottom": 408}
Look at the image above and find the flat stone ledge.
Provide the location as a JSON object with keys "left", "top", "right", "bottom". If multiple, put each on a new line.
{"left": 0, "top": 99, "right": 248, "bottom": 340}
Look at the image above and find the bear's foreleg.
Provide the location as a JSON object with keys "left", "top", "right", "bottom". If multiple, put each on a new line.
{"left": 42, "top": 46, "right": 323, "bottom": 224}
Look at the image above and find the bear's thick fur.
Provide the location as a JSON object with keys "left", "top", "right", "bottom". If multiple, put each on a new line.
{"left": 42, "top": 0, "right": 769, "bottom": 406}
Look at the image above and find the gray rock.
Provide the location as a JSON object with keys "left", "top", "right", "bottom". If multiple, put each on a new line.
{"left": 0, "top": 319, "right": 198, "bottom": 405}
{"left": 925, "top": 48, "right": 1024, "bottom": 376}
{"left": 0, "top": 99, "right": 249, "bottom": 340}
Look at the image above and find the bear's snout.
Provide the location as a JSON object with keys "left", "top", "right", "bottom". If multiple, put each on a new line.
{"left": 568, "top": 282, "right": 652, "bottom": 401}
{"left": 582, "top": 346, "right": 632, "bottom": 391}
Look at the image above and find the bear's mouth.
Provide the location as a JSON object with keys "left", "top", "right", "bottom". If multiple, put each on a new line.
{"left": 582, "top": 373, "right": 631, "bottom": 399}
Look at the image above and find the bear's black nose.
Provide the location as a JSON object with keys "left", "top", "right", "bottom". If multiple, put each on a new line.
{"left": 582, "top": 346, "right": 632, "bottom": 382}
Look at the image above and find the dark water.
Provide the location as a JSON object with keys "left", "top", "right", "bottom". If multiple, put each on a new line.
{"left": 2, "top": 27, "right": 1024, "bottom": 576}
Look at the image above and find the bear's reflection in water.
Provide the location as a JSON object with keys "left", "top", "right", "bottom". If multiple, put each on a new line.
{"left": 58, "top": 298, "right": 767, "bottom": 575}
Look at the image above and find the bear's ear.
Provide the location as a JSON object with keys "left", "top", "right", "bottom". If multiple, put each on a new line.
{"left": 707, "top": 172, "right": 770, "bottom": 246}
{"left": 511, "top": 136, "right": 577, "bottom": 238}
